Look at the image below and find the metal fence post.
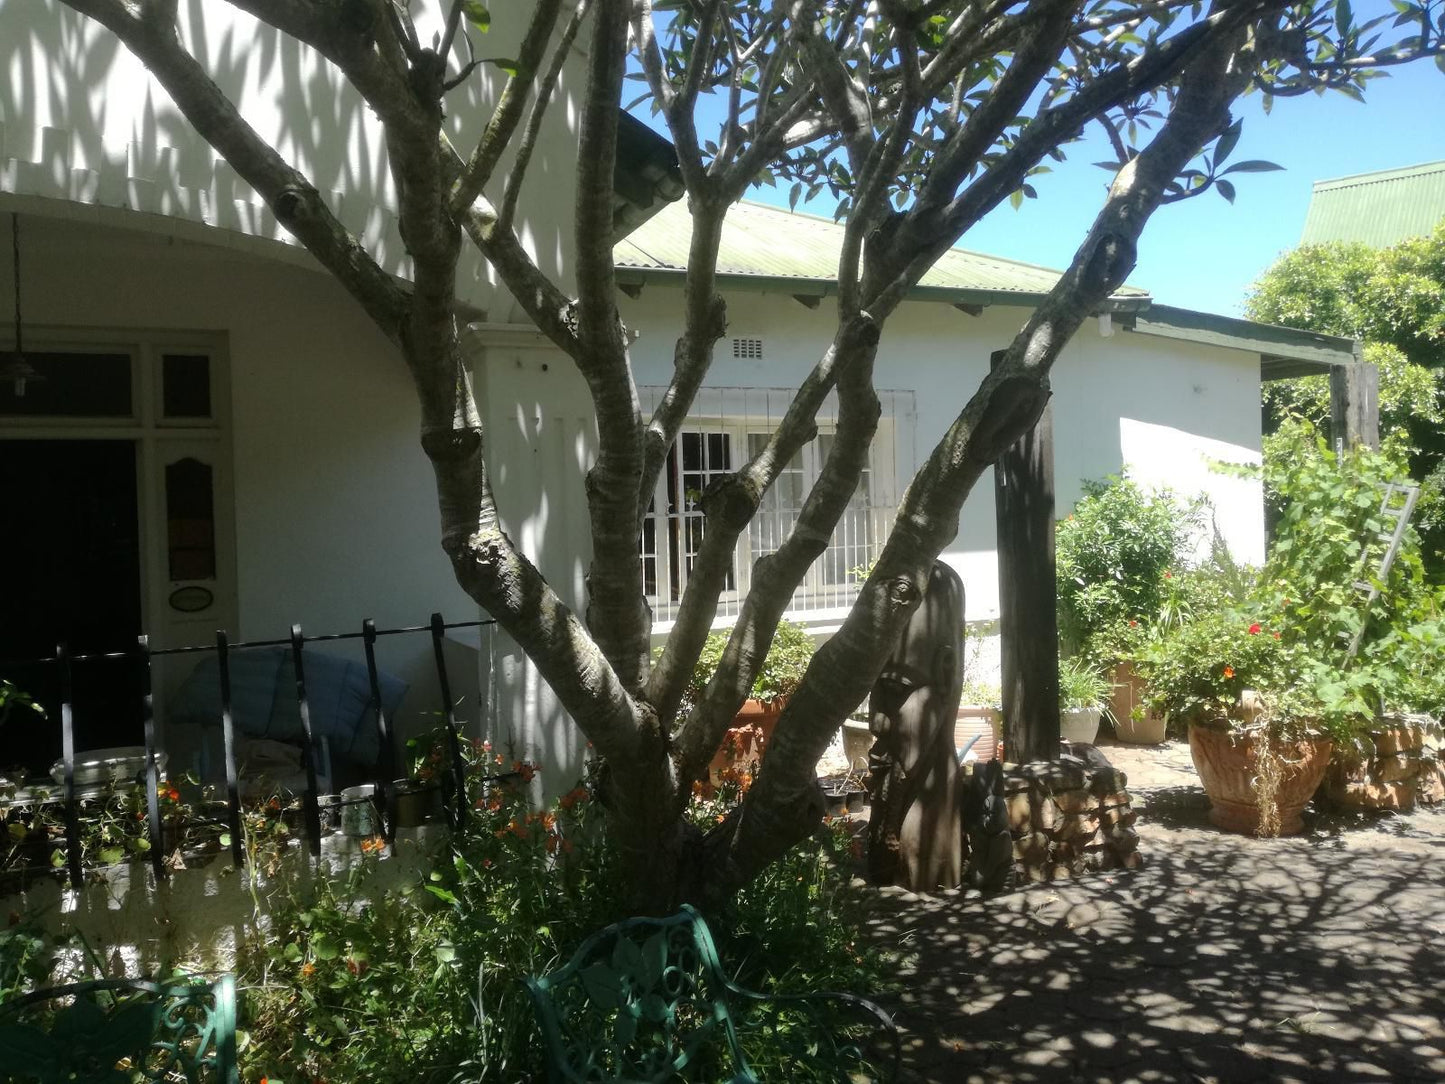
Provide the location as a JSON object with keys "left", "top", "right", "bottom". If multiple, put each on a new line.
{"left": 363, "top": 619, "right": 396, "bottom": 842}
{"left": 289, "top": 625, "right": 323, "bottom": 857}
{"left": 138, "top": 635, "right": 165, "bottom": 883}
{"left": 215, "top": 631, "right": 245, "bottom": 868}
{"left": 57, "top": 642, "right": 83, "bottom": 889}
{"left": 429, "top": 613, "right": 467, "bottom": 830}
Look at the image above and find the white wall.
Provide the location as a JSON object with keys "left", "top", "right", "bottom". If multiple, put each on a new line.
{"left": 0, "top": 0, "right": 583, "bottom": 312}
{"left": 1, "top": 210, "right": 482, "bottom": 744}
{"left": 619, "top": 286, "right": 1266, "bottom": 621}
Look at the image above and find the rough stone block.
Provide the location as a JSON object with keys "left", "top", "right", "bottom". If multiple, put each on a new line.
{"left": 1118, "top": 849, "right": 1144, "bottom": 871}
{"left": 1374, "top": 753, "right": 1420, "bottom": 783}
{"left": 1006, "top": 791, "right": 1033, "bottom": 832}
{"left": 1055, "top": 812, "right": 1100, "bottom": 842}
{"left": 1013, "top": 831, "right": 1050, "bottom": 865}
{"left": 1032, "top": 795, "right": 1062, "bottom": 832}
{"left": 1052, "top": 788, "right": 1094, "bottom": 815}
{"left": 1087, "top": 768, "right": 1129, "bottom": 797}
{"left": 1022, "top": 758, "right": 1088, "bottom": 791}
{"left": 1099, "top": 805, "right": 1137, "bottom": 828}
{"left": 1096, "top": 791, "right": 1131, "bottom": 811}
{"left": 1416, "top": 762, "right": 1444, "bottom": 805}
{"left": 1373, "top": 726, "right": 1425, "bottom": 757}
{"left": 1323, "top": 778, "right": 1417, "bottom": 811}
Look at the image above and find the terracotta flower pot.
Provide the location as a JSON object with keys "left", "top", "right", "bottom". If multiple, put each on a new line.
{"left": 1108, "top": 662, "right": 1168, "bottom": 745}
{"left": 708, "top": 698, "right": 784, "bottom": 781}
{"left": 954, "top": 705, "right": 1000, "bottom": 761}
{"left": 1188, "top": 721, "right": 1333, "bottom": 836}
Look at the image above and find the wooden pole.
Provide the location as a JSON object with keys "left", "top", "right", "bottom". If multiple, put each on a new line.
{"left": 993, "top": 351, "right": 1060, "bottom": 763}
{"left": 1330, "top": 344, "right": 1380, "bottom": 452}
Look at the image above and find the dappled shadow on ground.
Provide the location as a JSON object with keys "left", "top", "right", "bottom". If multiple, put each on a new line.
{"left": 859, "top": 788, "right": 1445, "bottom": 1083}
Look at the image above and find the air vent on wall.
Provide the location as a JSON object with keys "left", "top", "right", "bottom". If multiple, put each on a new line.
{"left": 732, "top": 338, "right": 764, "bottom": 359}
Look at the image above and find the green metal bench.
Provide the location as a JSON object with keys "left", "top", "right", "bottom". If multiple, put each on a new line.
{"left": 524, "top": 904, "right": 900, "bottom": 1083}
{"left": 0, "top": 976, "right": 239, "bottom": 1084}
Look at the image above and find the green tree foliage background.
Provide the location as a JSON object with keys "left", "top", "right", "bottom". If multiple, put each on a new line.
{"left": 1246, "top": 219, "right": 1445, "bottom": 573}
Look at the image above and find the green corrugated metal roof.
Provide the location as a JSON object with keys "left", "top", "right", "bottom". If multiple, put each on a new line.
{"left": 1300, "top": 161, "right": 1445, "bottom": 248}
{"left": 615, "top": 199, "right": 1150, "bottom": 305}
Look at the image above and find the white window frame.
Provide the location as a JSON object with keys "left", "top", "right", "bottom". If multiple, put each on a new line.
{"left": 641, "top": 412, "right": 902, "bottom": 626}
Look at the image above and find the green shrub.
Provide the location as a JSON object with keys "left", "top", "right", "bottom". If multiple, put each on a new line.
{"left": 1056, "top": 476, "right": 1201, "bottom": 667}
{"left": 1058, "top": 657, "right": 1109, "bottom": 710}
{"left": 686, "top": 619, "right": 816, "bottom": 708}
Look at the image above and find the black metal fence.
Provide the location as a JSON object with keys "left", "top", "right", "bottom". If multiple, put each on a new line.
{"left": 0, "top": 612, "right": 503, "bottom": 889}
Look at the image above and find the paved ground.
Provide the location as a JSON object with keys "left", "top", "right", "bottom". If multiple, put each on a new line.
{"left": 858, "top": 739, "right": 1445, "bottom": 1083}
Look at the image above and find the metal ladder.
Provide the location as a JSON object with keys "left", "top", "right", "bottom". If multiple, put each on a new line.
{"left": 1344, "top": 480, "right": 1420, "bottom": 661}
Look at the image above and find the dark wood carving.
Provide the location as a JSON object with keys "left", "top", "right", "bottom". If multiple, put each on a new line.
{"left": 866, "top": 561, "right": 964, "bottom": 890}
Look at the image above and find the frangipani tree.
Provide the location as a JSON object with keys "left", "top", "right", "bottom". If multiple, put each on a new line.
{"left": 55, "top": 0, "right": 1444, "bottom": 907}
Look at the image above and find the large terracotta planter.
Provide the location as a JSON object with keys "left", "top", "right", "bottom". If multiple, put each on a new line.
{"left": 1188, "top": 722, "right": 1333, "bottom": 836}
{"left": 708, "top": 698, "right": 784, "bottom": 780}
{"left": 954, "top": 704, "right": 1000, "bottom": 762}
{"left": 1108, "top": 662, "right": 1168, "bottom": 745}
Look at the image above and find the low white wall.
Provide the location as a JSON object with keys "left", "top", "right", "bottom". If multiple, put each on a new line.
{"left": 2, "top": 830, "right": 443, "bottom": 978}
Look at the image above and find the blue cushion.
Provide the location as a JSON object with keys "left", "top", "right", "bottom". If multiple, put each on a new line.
{"left": 168, "top": 649, "right": 285, "bottom": 734}
{"left": 269, "top": 651, "right": 406, "bottom": 765}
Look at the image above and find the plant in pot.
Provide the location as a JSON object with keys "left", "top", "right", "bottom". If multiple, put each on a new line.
{"left": 1140, "top": 604, "right": 1348, "bottom": 837}
{"left": 1058, "top": 657, "right": 1110, "bottom": 745}
{"left": 396, "top": 726, "right": 454, "bottom": 828}
{"left": 686, "top": 620, "right": 815, "bottom": 778}
{"left": 1056, "top": 476, "right": 1201, "bottom": 743}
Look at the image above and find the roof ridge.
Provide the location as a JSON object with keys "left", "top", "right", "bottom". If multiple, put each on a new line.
{"left": 1311, "top": 160, "right": 1445, "bottom": 190}
{"left": 731, "top": 197, "right": 1096, "bottom": 281}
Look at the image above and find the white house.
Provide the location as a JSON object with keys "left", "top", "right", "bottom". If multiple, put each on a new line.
{"left": 0, "top": 1, "right": 1358, "bottom": 795}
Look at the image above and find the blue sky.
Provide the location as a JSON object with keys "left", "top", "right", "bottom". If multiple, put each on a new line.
{"left": 728, "top": 59, "right": 1445, "bottom": 318}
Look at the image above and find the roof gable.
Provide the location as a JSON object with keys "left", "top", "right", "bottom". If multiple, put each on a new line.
{"left": 1300, "top": 160, "right": 1445, "bottom": 248}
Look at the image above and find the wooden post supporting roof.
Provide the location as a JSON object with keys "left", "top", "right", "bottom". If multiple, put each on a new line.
{"left": 1330, "top": 347, "right": 1380, "bottom": 451}
{"left": 992, "top": 351, "right": 1060, "bottom": 763}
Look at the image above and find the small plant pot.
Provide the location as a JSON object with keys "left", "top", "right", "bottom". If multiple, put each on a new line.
{"left": 392, "top": 781, "right": 444, "bottom": 828}
{"left": 1108, "top": 663, "right": 1167, "bottom": 744}
{"left": 822, "top": 787, "right": 848, "bottom": 817}
{"left": 844, "top": 788, "right": 867, "bottom": 814}
{"left": 1060, "top": 706, "right": 1102, "bottom": 745}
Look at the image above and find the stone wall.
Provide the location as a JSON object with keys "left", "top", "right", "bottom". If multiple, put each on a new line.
{"left": 1320, "top": 716, "right": 1445, "bottom": 811}
{"left": 962, "top": 756, "right": 1141, "bottom": 882}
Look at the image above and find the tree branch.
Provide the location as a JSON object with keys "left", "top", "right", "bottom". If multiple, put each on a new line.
{"left": 499, "top": 0, "right": 592, "bottom": 232}
{"left": 699, "top": 15, "right": 1259, "bottom": 898}
{"left": 449, "top": 0, "right": 565, "bottom": 217}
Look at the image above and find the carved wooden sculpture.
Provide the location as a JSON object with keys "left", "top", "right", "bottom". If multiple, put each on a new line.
{"left": 962, "top": 759, "right": 1013, "bottom": 894}
{"left": 866, "top": 562, "right": 964, "bottom": 890}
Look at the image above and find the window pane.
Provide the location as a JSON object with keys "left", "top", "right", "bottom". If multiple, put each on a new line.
{"left": 0, "top": 351, "right": 132, "bottom": 417}
{"left": 162, "top": 353, "right": 212, "bottom": 418}
{"left": 165, "top": 457, "right": 216, "bottom": 580}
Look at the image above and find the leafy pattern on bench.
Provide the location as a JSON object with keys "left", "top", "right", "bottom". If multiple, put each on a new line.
{"left": 0, "top": 977, "right": 239, "bottom": 1084}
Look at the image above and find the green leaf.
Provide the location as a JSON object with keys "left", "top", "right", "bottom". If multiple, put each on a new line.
{"left": 313, "top": 935, "right": 341, "bottom": 961}
{"left": 462, "top": 1, "right": 490, "bottom": 32}
{"left": 98, "top": 846, "right": 125, "bottom": 865}
{"left": 1220, "top": 160, "right": 1285, "bottom": 176}
{"left": 580, "top": 963, "right": 627, "bottom": 1010}
{"left": 434, "top": 940, "right": 457, "bottom": 964}
{"left": 485, "top": 57, "right": 520, "bottom": 77}
{"left": 1216, "top": 178, "right": 1236, "bottom": 204}
{"left": 1214, "top": 117, "right": 1242, "bottom": 166}
{"left": 424, "top": 884, "right": 458, "bottom": 906}
{"left": 283, "top": 942, "right": 303, "bottom": 963}
{"left": 1009, "top": 187, "right": 1024, "bottom": 211}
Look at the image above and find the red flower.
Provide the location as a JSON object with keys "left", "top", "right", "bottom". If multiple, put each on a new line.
{"left": 1247, "top": 623, "right": 1262, "bottom": 635}
{"left": 1273, "top": 631, "right": 1281, "bottom": 640}
{"left": 1164, "top": 571, "right": 1172, "bottom": 579}
{"left": 1222, "top": 665, "right": 1236, "bottom": 679}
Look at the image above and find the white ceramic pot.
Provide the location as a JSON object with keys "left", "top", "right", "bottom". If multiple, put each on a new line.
{"left": 1060, "top": 706, "right": 1102, "bottom": 745}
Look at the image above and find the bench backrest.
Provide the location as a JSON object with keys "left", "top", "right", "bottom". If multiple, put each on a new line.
{"left": 0, "top": 976, "right": 239, "bottom": 1084}
{"left": 524, "top": 904, "right": 757, "bottom": 1083}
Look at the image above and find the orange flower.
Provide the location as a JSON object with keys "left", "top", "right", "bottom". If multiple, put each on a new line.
{"left": 1222, "top": 665, "right": 1235, "bottom": 679}
{"left": 1273, "top": 631, "right": 1281, "bottom": 640}
{"left": 300, "top": 962, "right": 316, "bottom": 979}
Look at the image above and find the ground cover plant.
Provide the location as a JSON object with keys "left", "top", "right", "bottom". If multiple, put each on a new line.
{"left": 238, "top": 761, "right": 892, "bottom": 1083}
{"left": 41, "top": 0, "right": 1445, "bottom": 908}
